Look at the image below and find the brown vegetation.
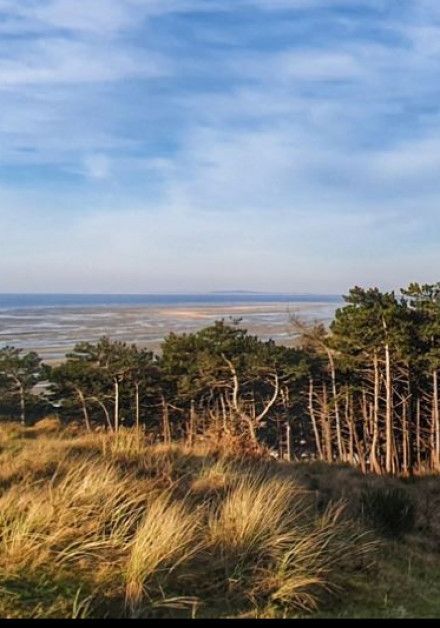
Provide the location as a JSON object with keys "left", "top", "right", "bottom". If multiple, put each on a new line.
{"left": 0, "top": 422, "right": 378, "bottom": 619}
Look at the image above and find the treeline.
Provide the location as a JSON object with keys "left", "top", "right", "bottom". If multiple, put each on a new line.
{"left": 0, "top": 282, "right": 439, "bottom": 476}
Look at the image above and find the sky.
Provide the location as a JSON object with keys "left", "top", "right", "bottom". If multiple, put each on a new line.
{"left": 1, "top": 0, "right": 440, "bottom": 294}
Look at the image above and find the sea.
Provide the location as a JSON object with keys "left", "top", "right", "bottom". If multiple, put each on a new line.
{"left": 0, "top": 293, "right": 343, "bottom": 363}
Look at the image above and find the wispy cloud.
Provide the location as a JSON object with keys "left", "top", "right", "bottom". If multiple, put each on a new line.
{"left": 0, "top": 0, "right": 224, "bottom": 35}
{"left": 0, "top": 0, "right": 440, "bottom": 292}
{"left": 83, "top": 154, "right": 111, "bottom": 180}
{"left": 0, "top": 38, "right": 169, "bottom": 86}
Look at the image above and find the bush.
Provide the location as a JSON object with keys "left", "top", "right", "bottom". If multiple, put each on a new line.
{"left": 360, "top": 487, "right": 416, "bottom": 539}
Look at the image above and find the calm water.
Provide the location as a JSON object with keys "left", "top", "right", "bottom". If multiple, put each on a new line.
{"left": 0, "top": 293, "right": 340, "bottom": 310}
{"left": 0, "top": 293, "right": 342, "bottom": 362}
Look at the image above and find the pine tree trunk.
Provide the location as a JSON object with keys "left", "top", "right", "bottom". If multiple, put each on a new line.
{"left": 19, "top": 383, "right": 26, "bottom": 427}
{"left": 433, "top": 369, "right": 440, "bottom": 469}
{"left": 416, "top": 397, "right": 421, "bottom": 472}
{"left": 308, "top": 377, "right": 323, "bottom": 460}
{"left": 250, "top": 392, "right": 256, "bottom": 421}
{"left": 430, "top": 402, "right": 436, "bottom": 470}
{"left": 345, "top": 389, "right": 354, "bottom": 465}
{"left": 406, "top": 368, "right": 413, "bottom": 475}
{"left": 135, "top": 382, "right": 140, "bottom": 431}
{"left": 285, "top": 421, "right": 291, "bottom": 462}
{"left": 360, "top": 389, "right": 370, "bottom": 442}
{"left": 321, "top": 384, "right": 333, "bottom": 463}
{"left": 188, "top": 399, "right": 196, "bottom": 446}
{"left": 220, "top": 394, "right": 228, "bottom": 433}
{"left": 76, "top": 388, "right": 91, "bottom": 432}
{"left": 327, "top": 351, "right": 344, "bottom": 461}
{"left": 402, "top": 398, "right": 408, "bottom": 476}
{"left": 114, "top": 379, "right": 119, "bottom": 433}
{"left": 352, "top": 396, "right": 367, "bottom": 474}
{"left": 94, "top": 398, "right": 113, "bottom": 432}
{"left": 161, "top": 395, "right": 171, "bottom": 444}
{"left": 370, "top": 353, "right": 382, "bottom": 474}
{"left": 384, "top": 342, "right": 394, "bottom": 474}
{"left": 243, "top": 414, "right": 258, "bottom": 446}
{"left": 277, "top": 416, "right": 283, "bottom": 458}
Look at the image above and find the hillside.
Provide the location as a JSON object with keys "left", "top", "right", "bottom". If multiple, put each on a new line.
{"left": 0, "top": 420, "right": 439, "bottom": 619}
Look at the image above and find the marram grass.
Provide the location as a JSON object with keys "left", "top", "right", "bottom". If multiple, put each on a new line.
{"left": 0, "top": 422, "right": 376, "bottom": 618}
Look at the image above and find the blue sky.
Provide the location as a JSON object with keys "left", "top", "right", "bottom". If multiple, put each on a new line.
{"left": 1, "top": 0, "right": 440, "bottom": 294}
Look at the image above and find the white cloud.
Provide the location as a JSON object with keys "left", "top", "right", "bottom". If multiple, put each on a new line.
{"left": 1, "top": 0, "right": 440, "bottom": 291}
{"left": 0, "top": 0, "right": 224, "bottom": 36}
{"left": 275, "top": 50, "right": 362, "bottom": 81}
{"left": 244, "top": 0, "right": 384, "bottom": 10}
{"left": 370, "top": 136, "right": 440, "bottom": 182}
{"left": 83, "top": 154, "right": 111, "bottom": 180}
{"left": 32, "top": 0, "right": 137, "bottom": 35}
{"left": 0, "top": 38, "right": 169, "bottom": 86}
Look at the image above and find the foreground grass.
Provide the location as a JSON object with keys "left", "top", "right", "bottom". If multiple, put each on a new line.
{"left": 0, "top": 420, "right": 439, "bottom": 619}
{"left": 292, "top": 463, "right": 440, "bottom": 619}
{"left": 316, "top": 544, "right": 440, "bottom": 619}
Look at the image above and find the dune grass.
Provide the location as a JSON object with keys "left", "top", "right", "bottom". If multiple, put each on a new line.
{"left": 0, "top": 421, "right": 438, "bottom": 618}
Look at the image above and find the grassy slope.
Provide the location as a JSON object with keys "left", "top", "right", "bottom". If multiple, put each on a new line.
{"left": 319, "top": 544, "right": 440, "bottom": 619}
{"left": 300, "top": 465, "right": 440, "bottom": 619}
{"left": 0, "top": 420, "right": 439, "bottom": 619}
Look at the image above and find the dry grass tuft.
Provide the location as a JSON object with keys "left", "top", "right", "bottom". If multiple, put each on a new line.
{"left": 125, "top": 491, "right": 202, "bottom": 613}
{"left": 208, "top": 472, "right": 305, "bottom": 558}
{"left": 0, "top": 423, "right": 377, "bottom": 618}
{"left": 31, "top": 416, "right": 63, "bottom": 434}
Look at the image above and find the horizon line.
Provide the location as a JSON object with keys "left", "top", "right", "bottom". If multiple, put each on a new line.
{"left": 0, "top": 290, "right": 343, "bottom": 297}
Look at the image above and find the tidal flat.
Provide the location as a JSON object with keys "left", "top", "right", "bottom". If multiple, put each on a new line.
{"left": 0, "top": 301, "right": 338, "bottom": 363}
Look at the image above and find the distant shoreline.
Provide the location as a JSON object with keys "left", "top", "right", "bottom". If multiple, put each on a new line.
{"left": 0, "top": 293, "right": 342, "bottom": 311}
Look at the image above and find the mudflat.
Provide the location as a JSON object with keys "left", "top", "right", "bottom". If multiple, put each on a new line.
{"left": 0, "top": 301, "right": 338, "bottom": 363}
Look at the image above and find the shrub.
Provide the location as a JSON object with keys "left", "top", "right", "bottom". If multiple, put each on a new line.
{"left": 31, "top": 416, "right": 62, "bottom": 433}
{"left": 360, "top": 487, "right": 416, "bottom": 539}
